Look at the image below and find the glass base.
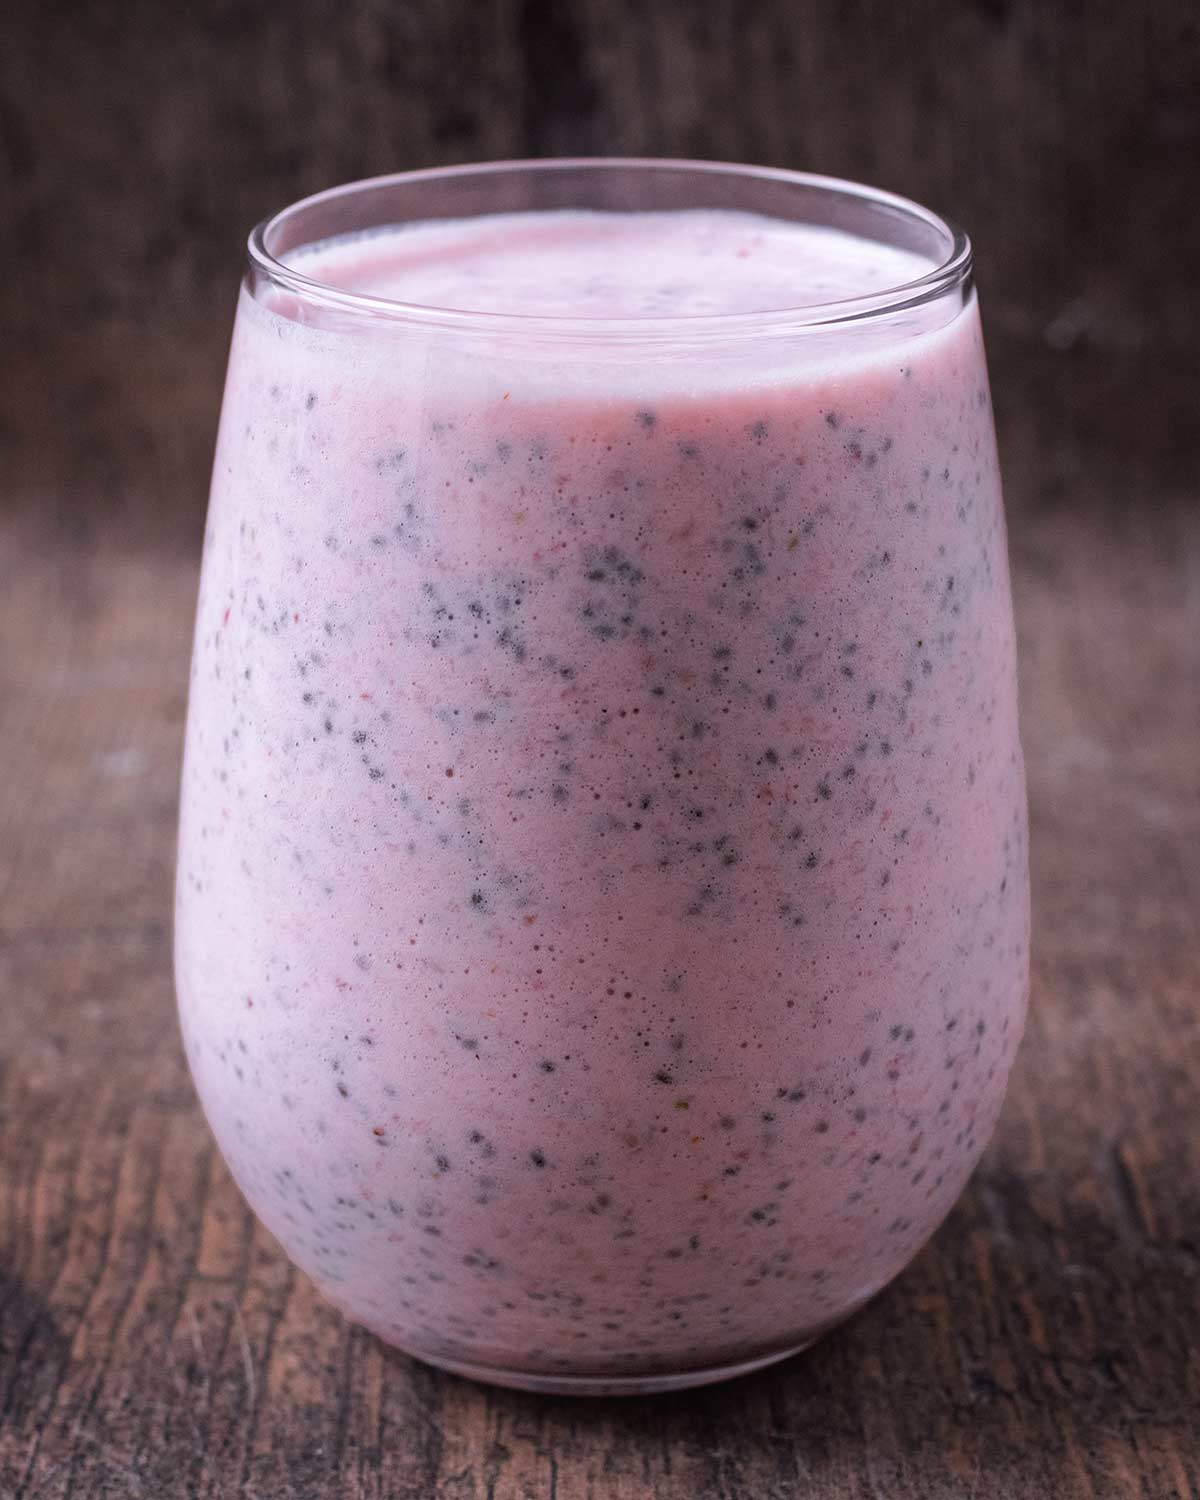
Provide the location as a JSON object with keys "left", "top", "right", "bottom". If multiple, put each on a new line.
{"left": 405, "top": 1336, "right": 820, "bottom": 1396}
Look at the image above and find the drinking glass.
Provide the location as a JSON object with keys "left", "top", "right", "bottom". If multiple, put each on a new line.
{"left": 175, "top": 159, "right": 1029, "bottom": 1394}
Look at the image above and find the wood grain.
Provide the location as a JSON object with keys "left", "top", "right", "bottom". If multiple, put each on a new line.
{"left": 2, "top": 1, "right": 1199, "bottom": 1494}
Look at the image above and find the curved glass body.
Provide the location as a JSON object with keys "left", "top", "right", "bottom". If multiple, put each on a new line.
{"left": 175, "top": 160, "right": 1029, "bottom": 1395}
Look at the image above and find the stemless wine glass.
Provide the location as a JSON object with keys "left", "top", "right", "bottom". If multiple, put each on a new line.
{"left": 175, "top": 159, "right": 1029, "bottom": 1395}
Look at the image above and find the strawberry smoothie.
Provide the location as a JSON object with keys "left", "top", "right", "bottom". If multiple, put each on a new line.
{"left": 176, "top": 174, "right": 1028, "bottom": 1393}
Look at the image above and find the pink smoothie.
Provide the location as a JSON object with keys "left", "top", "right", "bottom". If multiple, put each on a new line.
{"left": 176, "top": 207, "right": 1029, "bottom": 1386}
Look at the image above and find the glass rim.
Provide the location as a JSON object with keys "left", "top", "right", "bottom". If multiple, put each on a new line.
{"left": 247, "top": 157, "right": 973, "bottom": 340}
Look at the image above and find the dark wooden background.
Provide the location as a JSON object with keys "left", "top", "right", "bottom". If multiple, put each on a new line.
{"left": 4, "top": 0, "right": 1198, "bottom": 539}
{"left": 2, "top": 3, "right": 1198, "bottom": 1496}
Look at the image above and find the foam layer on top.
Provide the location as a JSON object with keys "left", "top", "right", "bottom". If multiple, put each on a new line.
{"left": 287, "top": 208, "right": 937, "bottom": 320}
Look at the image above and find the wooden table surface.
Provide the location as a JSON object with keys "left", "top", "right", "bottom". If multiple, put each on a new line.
{"left": 1, "top": 365, "right": 1197, "bottom": 1498}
